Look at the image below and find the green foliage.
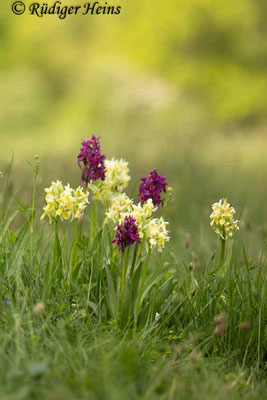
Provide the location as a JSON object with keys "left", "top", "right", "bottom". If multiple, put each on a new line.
{"left": 1, "top": 3, "right": 267, "bottom": 266}
{"left": 0, "top": 165, "right": 266, "bottom": 398}
{"left": 1, "top": 3, "right": 267, "bottom": 394}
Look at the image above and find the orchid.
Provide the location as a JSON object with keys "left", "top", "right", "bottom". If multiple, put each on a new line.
{"left": 210, "top": 198, "right": 239, "bottom": 240}
{"left": 138, "top": 169, "right": 167, "bottom": 207}
{"left": 112, "top": 216, "right": 141, "bottom": 251}
{"left": 41, "top": 181, "right": 89, "bottom": 222}
{"left": 78, "top": 135, "right": 106, "bottom": 186}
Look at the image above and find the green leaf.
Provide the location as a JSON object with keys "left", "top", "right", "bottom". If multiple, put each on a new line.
{"left": 119, "top": 277, "right": 132, "bottom": 329}
{"left": 6, "top": 217, "right": 31, "bottom": 278}
{"left": 105, "top": 265, "right": 117, "bottom": 318}
{"left": 13, "top": 195, "right": 32, "bottom": 213}
{"left": 53, "top": 225, "right": 63, "bottom": 283}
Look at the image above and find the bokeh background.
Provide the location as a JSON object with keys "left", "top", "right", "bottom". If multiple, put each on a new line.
{"left": 0, "top": 0, "right": 266, "bottom": 260}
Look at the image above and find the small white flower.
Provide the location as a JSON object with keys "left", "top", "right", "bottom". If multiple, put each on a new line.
{"left": 89, "top": 158, "right": 131, "bottom": 205}
{"left": 155, "top": 312, "right": 160, "bottom": 322}
{"left": 210, "top": 198, "right": 239, "bottom": 239}
{"left": 147, "top": 217, "right": 170, "bottom": 252}
{"left": 105, "top": 158, "right": 130, "bottom": 191}
{"left": 132, "top": 199, "right": 157, "bottom": 224}
{"left": 105, "top": 193, "right": 133, "bottom": 223}
{"left": 41, "top": 181, "right": 89, "bottom": 222}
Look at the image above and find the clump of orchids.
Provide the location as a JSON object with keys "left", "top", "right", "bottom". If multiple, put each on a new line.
{"left": 106, "top": 191, "right": 170, "bottom": 331}
{"left": 41, "top": 135, "right": 172, "bottom": 330}
{"left": 41, "top": 181, "right": 89, "bottom": 222}
{"left": 41, "top": 180, "right": 89, "bottom": 281}
{"left": 77, "top": 136, "right": 170, "bottom": 331}
{"left": 210, "top": 198, "right": 239, "bottom": 267}
{"left": 106, "top": 196, "right": 169, "bottom": 252}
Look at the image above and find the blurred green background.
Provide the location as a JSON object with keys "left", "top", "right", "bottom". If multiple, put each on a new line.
{"left": 0, "top": 0, "right": 266, "bottom": 259}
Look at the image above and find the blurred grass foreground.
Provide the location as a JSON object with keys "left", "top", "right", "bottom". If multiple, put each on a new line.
{"left": 0, "top": 0, "right": 267, "bottom": 256}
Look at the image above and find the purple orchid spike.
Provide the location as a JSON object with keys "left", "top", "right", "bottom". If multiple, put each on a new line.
{"left": 138, "top": 169, "right": 167, "bottom": 207}
{"left": 112, "top": 216, "right": 141, "bottom": 251}
{"left": 77, "top": 135, "right": 106, "bottom": 186}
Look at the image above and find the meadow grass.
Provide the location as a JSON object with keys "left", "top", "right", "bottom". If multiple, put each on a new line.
{"left": 1, "top": 1, "right": 267, "bottom": 397}
{"left": 0, "top": 156, "right": 266, "bottom": 400}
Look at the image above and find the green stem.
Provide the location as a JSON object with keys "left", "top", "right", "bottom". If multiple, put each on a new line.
{"left": 117, "top": 249, "right": 126, "bottom": 312}
{"left": 102, "top": 222, "right": 106, "bottom": 242}
{"left": 219, "top": 238, "right": 226, "bottom": 268}
{"left": 128, "top": 242, "right": 141, "bottom": 325}
{"left": 78, "top": 185, "right": 88, "bottom": 232}
{"left": 77, "top": 211, "right": 85, "bottom": 231}
{"left": 54, "top": 221, "right": 58, "bottom": 261}
{"left": 69, "top": 219, "right": 80, "bottom": 281}
{"left": 90, "top": 201, "right": 98, "bottom": 247}
{"left": 30, "top": 170, "right": 38, "bottom": 270}
{"left": 53, "top": 219, "right": 62, "bottom": 283}
{"left": 136, "top": 243, "right": 143, "bottom": 265}
{"left": 130, "top": 242, "right": 139, "bottom": 278}
{"left": 163, "top": 200, "right": 170, "bottom": 220}
{"left": 133, "top": 248, "right": 151, "bottom": 334}
{"left": 117, "top": 248, "right": 130, "bottom": 312}
{"left": 28, "top": 170, "right": 37, "bottom": 306}
{"left": 99, "top": 223, "right": 106, "bottom": 260}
